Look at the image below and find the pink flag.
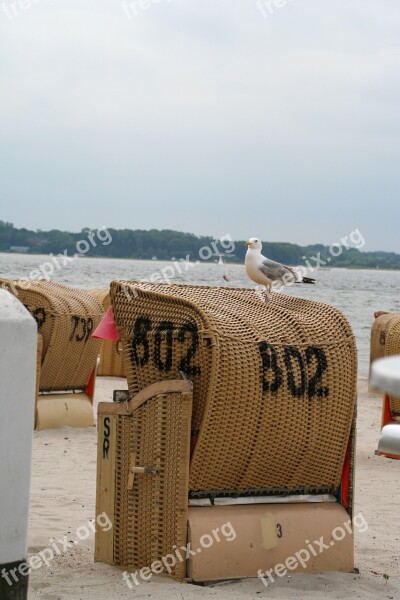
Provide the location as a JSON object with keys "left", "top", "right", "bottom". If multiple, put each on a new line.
{"left": 92, "top": 306, "right": 120, "bottom": 341}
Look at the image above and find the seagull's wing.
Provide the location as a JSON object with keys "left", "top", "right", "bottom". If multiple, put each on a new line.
{"left": 258, "top": 257, "right": 298, "bottom": 284}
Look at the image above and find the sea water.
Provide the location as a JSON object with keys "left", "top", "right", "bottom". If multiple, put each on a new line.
{"left": 1, "top": 252, "right": 400, "bottom": 374}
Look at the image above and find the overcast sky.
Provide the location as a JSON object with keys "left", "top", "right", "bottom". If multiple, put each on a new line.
{"left": 0, "top": 0, "right": 399, "bottom": 251}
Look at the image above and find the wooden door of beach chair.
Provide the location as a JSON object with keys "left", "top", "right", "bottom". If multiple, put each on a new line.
{"left": 0, "top": 279, "right": 103, "bottom": 429}
{"left": 96, "top": 380, "right": 192, "bottom": 578}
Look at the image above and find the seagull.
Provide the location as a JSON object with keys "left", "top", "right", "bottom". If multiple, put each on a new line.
{"left": 245, "top": 237, "right": 315, "bottom": 302}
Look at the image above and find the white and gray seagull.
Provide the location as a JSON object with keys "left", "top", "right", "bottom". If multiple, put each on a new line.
{"left": 245, "top": 237, "right": 315, "bottom": 302}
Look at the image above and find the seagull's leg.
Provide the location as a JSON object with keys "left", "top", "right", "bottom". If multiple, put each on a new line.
{"left": 264, "top": 285, "right": 271, "bottom": 303}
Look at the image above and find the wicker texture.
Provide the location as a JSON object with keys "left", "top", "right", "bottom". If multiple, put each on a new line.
{"left": 117, "top": 395, "right": 191, "bottom": 576}
{"left": 0, "top": 279, "right": 103, "bottom": 392}
{"left": 114, "top": 416, "right": 133, "bottom": 567}
{"left": 88, "top": 288, "right": 109, "bottom": 306}
{"left": 87, "top": 288, "right": 126, "bottom": 378}
{"left": 370, "top": 313, "right": 400, "bottom": 364}
{"left": 370, "top": 313, "right": 400, "bottom": 415}
{"left": 110, "top": 281, "right": 357, "bottom": 497}
{"left": 100, "top": 385, "right": 192, "bottom": 577}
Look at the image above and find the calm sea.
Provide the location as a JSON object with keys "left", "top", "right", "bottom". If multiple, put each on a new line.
{"left": 1, "top": 252, "right": 400, "bottom": 375}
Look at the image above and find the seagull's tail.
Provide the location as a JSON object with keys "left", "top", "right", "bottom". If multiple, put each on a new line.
{"left": 302, "top": 277, "right": 316, "bottom": 284}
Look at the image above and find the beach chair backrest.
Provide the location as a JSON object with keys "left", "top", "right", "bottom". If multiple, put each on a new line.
{"left": 0, "top": 279, "right": 103, "bottom": 392}
{"left": 110, "top": 280, "right": 357, "bottom": 499}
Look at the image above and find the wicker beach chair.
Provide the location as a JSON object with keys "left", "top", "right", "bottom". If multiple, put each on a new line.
{"left": 371, "top": 311, "right": 400, "bottom": 417}
{"left": 96, "top": 281, "right": 357, "bottom": 580}
{"left": 371, "top": 312, "right": 400, "bottom": 458}
{"left": 0, "top": 279, "right": 103, "bottom": 429}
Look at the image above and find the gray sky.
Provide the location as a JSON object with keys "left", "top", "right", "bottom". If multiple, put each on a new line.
{"left": 1, "top": 0, "right": 399, "bottom": 251}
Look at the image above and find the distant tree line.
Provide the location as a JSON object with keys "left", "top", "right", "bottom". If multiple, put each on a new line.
{"left": 1, "top": 220, "right": 399, "bottom": 269}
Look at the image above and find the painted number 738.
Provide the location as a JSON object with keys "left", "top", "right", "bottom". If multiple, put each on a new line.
{"left": 70, "top": 316, "right": 94, "bottom": 342}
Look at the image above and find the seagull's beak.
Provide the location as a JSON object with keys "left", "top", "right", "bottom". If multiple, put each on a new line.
{"left": 246, "top": 241, "right": 251, "bottom": 247}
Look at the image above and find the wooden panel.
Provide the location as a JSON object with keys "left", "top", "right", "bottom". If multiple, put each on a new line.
{"left": 95, "top": 414, "right": 117, "bottom": 563}
{"left": 95, "top": 381, "right": 193, "bottom": 579}
{"left": 188, "top": 503, "right": 354, "bottom": 582}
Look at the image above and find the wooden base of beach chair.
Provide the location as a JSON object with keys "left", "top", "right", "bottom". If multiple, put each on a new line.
{"left": 34, "top": 361, "right": 96, "bottom": 431}
{"left": 35, "top": 393, "right": 94, "bottom": 430}
{"left": 187, "top": 503, "right": 354, "bottom": 582}
{"left": 95, "top": 379, "right": 355, "bottom": 581}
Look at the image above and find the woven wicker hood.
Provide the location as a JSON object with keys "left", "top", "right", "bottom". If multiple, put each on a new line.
{"left": 0, "top": 279, "right": 103, "bottom": 392}
{"left": 111, "top": 281, "right": 357, "bottom": 498}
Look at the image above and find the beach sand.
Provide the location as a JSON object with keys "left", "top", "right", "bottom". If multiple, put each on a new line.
{"left": 27, "top": 375, "right": 400, "bottom": 600}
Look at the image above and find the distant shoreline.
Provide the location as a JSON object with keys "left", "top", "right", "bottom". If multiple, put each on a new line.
{"left": 1, "top": 252, "right": 400, "bottom": 272}
{"left": 2, "top": 223, "right": 400, "bottom": 269}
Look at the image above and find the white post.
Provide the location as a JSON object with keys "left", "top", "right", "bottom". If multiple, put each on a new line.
{"left": 0, "top": 290, "right": 36, "bottom": 599}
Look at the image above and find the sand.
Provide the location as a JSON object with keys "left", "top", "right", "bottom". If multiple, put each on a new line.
{"left": 26, "top": 375, "right": 400, "bottom": 600}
